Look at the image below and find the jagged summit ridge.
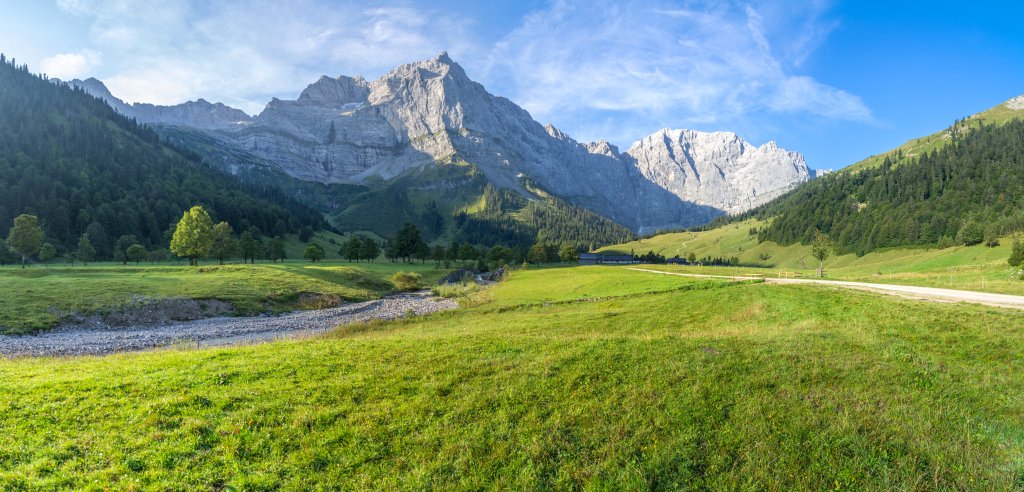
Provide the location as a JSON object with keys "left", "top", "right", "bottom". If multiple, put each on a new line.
{"left": 67, "top": 52, "right": 811, "bottom": 232}
{"left": 62, "top": 78, "right": 252, "bottom": 130}
{"left": 627, "top": 129, "right": 810, "bottom": 214}
{"left": 1006, "top": 94, "right": 1024, "bottom": 111}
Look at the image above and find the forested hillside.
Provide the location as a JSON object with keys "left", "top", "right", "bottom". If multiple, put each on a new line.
{"left": 743, "top": 119, "right": 1024, "bottom": 255}
{"left": 0, "top": 55, "right": 325, "bottom": 257}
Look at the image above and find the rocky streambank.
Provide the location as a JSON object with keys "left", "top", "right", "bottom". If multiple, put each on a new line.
{"left": 0, "top": 291, "right": 457, "bottom": 358}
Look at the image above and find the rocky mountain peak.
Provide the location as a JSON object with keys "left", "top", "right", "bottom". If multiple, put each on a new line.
{"left": 67, "top": 53, "right": 813, "bottom": 232}
{"left": 627, "top": 128, "right": 811, "bottom": 215}
{"left": 545, "top": 124, "right": 569, "bottom": 140}
{"left": 297, "top": 75, "right": 370, "bottom": 107}
{"left": 1007, "top": 94, "right": 1024, "bottom": 110}
{"left": 585, "top": 140, "right": 620, "bottom": 157}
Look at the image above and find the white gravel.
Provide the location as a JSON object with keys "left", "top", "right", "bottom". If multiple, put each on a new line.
{"left": 0, "top": 291, "right": 457, "bottom": 358}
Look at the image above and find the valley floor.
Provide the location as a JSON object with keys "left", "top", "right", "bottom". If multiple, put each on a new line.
{"left": 1, "top": 266, "right": 1022, "bottom": 489}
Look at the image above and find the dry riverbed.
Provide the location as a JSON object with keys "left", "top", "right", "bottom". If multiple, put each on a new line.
{"left": 0, "top": 291, "right": 457, "bottom": 357}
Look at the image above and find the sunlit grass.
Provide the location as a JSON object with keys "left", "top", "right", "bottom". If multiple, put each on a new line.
{"left": 1, "top": 267, "right": 1022, "bottom": 488}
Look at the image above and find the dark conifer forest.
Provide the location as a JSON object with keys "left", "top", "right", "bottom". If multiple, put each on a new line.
{"left": 0, "top": 55, "right": 325, "bottom": 257}
{"left": 735, "top": 119, "right": 1024, "bottom": 255}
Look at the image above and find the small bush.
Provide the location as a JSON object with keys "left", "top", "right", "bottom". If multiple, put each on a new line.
{"left": 390, "top": 271, "right": 423, "bottom": 292}
{"left": 431, "top": 281, "right": 482, "bottom": 299}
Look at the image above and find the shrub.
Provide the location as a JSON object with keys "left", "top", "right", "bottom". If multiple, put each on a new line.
{"left": 431, "top": 281, "right": 482, "bottom": 299}
{"left": 390, "top": 271, "right": 423, "bottom": 292}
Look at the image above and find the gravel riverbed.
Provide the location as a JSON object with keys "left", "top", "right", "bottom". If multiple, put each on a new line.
{"left": 0, "top": 291, "right": 457, "bottom": 358}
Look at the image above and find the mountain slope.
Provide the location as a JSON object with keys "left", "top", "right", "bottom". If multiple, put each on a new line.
{"left": 0, "top": 55, "right": 325, "bottom": 257}
{"left": 845, "top": 94, "right": 1024, "bottom": 174}
{"left": 741, "top": 109, "right": 1024, "bottom": 255}
{"left": 72, "top": 53, "right": 811, "bottom": 235}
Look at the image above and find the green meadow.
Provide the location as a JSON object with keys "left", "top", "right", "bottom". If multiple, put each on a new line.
{"left": 1, "top": 266, "right": 1022, "bottom": 489}
{"left": 0, "top": 261, "right": 447, "bottom": 334}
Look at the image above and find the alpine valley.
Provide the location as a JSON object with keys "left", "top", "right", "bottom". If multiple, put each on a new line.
{"left": 65, "top": 53, "right": 812, "bottom": 247}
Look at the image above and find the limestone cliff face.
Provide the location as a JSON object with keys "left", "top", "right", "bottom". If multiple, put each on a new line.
{"left": 67, "top": 53, "right": 811, "bottom": 232}
{"left": 626, "top": 129, "right": 811, "bottom": 214}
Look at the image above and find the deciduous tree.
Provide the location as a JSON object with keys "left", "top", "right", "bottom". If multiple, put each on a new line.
{"left": 811, "top": 230, "right": 833, "bottom": 278}
{"left": 238, "top": 230, "right": 260, "bottom": 264}
{"left": 38, "top": 243, "right": 56, "bottom": 267}
{"left": 7, "top": 214, "right": 43, "bottom": 268}
{"left": 76, "top": 233, "right": 96, "bottom": 266}
{"left": 209, "top": 221, "right": 238, "bottom": 265}
{"left": 303, "top": 243, "right": 325, "bottom": 262}
{"left": 126, "top": 244, "right": 147, "bottom": 265}
{"left": 558, "top": 244, "right": 578, "bottom": 263}
{"left": 270, "top": 236, "right": 287, "bottom": 263}
{"left": 170, "top": 206, "right": 214, "bottom": 266}
{"left": 359, "top": 237, "right": 380, "bottom": 262}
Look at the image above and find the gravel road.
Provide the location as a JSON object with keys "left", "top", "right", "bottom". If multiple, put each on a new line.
{"left": 628, "top": 268, "right": 1024, "bottom": 310}
{"left": 0, "top": 291, "right": 457, "bottom": 358}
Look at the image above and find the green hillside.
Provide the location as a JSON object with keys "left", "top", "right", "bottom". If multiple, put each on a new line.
{"left": 0, "top": 56, "right": 326, "bottom": 257}
{"left": 723, "top": 117, "right": 1024, "bottom": 256}
{"left": 2, "top": 267, "right": 1023, "bottom": 488}
{"left": 845, "top": 94, "right": 1024, "bottom": 173}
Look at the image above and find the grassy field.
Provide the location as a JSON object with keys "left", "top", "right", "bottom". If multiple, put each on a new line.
{"left": 1, "top": 266, "right": 1023, "bottom": 488}
{"left": 0, "top": 261, "right": 448, "bottom": 334}
{"left": 603, "top": 218, "right": 1024, "bottom": 295}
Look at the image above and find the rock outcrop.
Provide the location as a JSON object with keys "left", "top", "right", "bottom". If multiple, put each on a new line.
{"left": 1006, "top": 94, "right": 1024, "bottom": 111}
{"left": 66, "top": 53, "right": 811, "bottom": 232}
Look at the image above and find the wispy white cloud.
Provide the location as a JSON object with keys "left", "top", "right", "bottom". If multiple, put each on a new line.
{"left": 55, "top": 0, "right": 477, "bottom": 114}
{"left": 46, "top": 0, "right": 868, "bottom": 149}
{"left": 484, "top": 0, "right": 870, "bottom": 144}
{"left": 39, "top": 49, "right": 102, "bottom": 79}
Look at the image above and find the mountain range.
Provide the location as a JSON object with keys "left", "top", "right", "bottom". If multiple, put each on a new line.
{"left": 66, "top": 52, "right": 812, "bottom": 236}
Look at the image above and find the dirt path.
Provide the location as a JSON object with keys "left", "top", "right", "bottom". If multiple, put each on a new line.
{"left": 628, "top": 268, "right": 1024, "bottom": 311}
{"left": 0, "top": 291, "right": 457, "bottom": 358}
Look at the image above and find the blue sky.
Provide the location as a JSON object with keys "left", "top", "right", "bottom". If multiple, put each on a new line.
{"left": 1, "top": 1, "right": 1022, "bottom": 170}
